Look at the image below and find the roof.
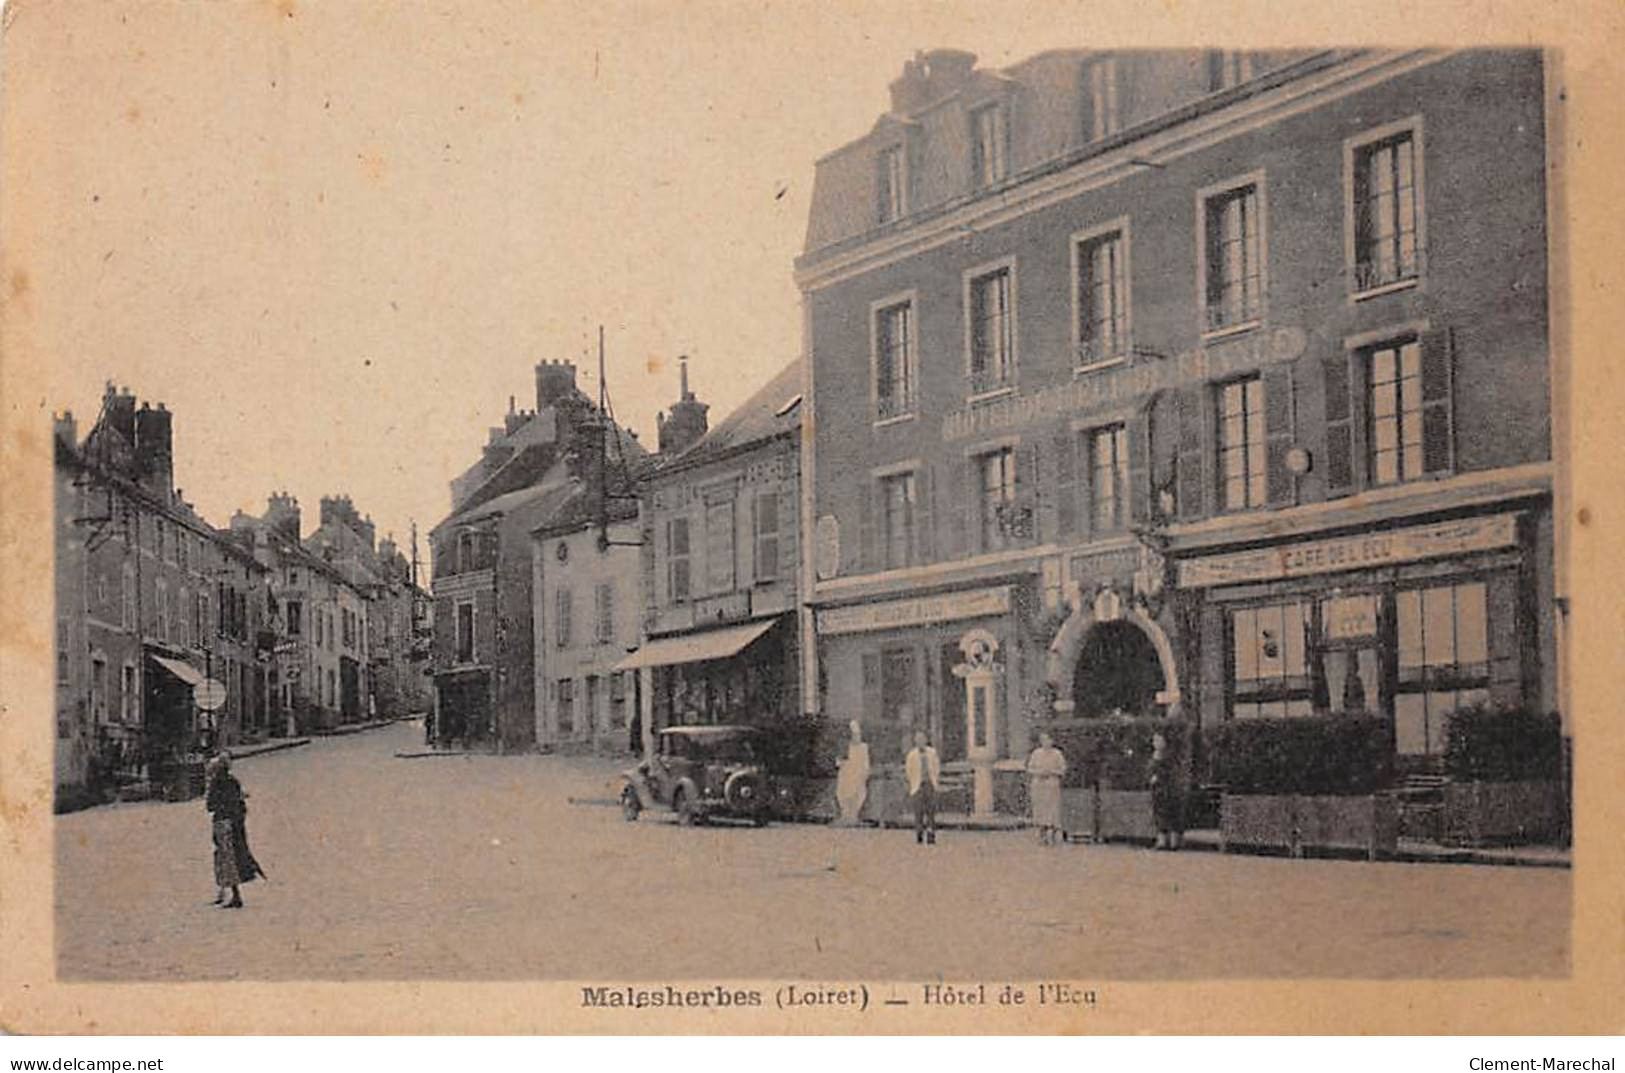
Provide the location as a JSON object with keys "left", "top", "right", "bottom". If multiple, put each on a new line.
{"left": 531, "top": 482, "right": 640, "bottom": 537}
{"left": 449, "top": 480, "right": 577, "bottom": 528}
{"left": 656, "top": 358, "right": 802, "bottom": 475}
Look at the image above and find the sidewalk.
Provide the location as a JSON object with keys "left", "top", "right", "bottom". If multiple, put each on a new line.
{"left": 1170, "top": 828, "right": 1570, "bottom": 869}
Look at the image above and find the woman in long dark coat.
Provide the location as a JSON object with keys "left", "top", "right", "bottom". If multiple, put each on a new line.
{"left": 1149, "top": 730, "right": 1185, "bottom": 851}
{"left": 205, "top": 753, "right": 264, "bottom": 908}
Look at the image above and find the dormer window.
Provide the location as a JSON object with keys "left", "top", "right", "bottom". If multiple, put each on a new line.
{"left": 877, "top": 144, "right": 906, "bottom": 224}
{"left": 970, "top": 103, "right": 1007, "bottom": 189}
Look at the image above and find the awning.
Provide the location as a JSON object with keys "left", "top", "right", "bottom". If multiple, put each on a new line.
{"left": 150, "top": 654, "right": 205, "bottom": 687}
{"left": 614, "top": 618, "right": 777, "bottom": 672}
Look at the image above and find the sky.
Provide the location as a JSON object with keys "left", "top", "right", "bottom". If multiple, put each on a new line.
{"left": 12, "top": 0, "right": 1107, "bottom": 558}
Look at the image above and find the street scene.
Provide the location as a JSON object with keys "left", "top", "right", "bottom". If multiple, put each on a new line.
{"left": 41, "top": 31, "right": 1574, "bottom": 991}
{"left": 56, "top": 720, "right": 1569, "bottom": 981}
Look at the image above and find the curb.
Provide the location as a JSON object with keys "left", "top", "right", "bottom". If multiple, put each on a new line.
{"left": 228, "top": 739, "right": 310, "bottom": 761}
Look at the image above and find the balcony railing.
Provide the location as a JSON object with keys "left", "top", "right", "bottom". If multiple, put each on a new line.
{"left": 1203, "top": 291, "right": 1263, "bottom": 333}
{"left": 1075, "top": 334, "right": 1128, "bottom": 369}
{"left": 1353, "top": 246, "right": 1426, "bottom": 294}
{"left": 875, "top": 390, "right": 915, "bottom": 422}
{"left": 969, "top": 366, "right": 1013, "bottom": 397}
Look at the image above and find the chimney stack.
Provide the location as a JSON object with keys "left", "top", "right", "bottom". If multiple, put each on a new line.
{"left": 656, "top": 356, "right": 709, "bottom": 455}
{"left": 535, "top": 359, "right": 579, "bottom": 410}
{"left": 133, "top": 400, "right": 175, "bottom": 504}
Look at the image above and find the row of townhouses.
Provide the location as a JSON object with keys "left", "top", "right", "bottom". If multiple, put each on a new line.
{"left": 419, "top": 46, "right": 1561, "bottom": 819}
{"left": 53, "top": 386, "right": 432, "bottom": 804}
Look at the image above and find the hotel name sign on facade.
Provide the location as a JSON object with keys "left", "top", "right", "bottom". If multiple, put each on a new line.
{"left": 941, "top": 326, "right": 1308, "bottom": 443}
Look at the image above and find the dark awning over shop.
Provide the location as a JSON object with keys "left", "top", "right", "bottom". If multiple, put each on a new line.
{"left": 614, "top": 618, "right": 777, "bottom": 673}
{"left": 150, "top": 654, "right": 205, "bottom": 687}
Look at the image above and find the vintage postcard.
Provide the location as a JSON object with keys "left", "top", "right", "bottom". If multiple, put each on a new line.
{"left": 1, "top": 0, "right": 1621, "bottom": 1036}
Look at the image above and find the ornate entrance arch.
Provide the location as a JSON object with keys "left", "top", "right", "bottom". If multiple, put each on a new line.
{"left": 1044, "top": 586, "right": 1182, "bottom": 718}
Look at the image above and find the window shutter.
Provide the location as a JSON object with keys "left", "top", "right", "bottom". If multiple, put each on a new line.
{"left": 858, "top": 481, "right": 876, "bottom": 572}
{"left": 1016, "top": 444, "right": 1039, "bottom": 542}
{"left": 913, "top": 466, "right": 934, "bottom": 564}
{"left": 1175, "top": 386, "right": 1206, "bottom": 521}
{"left": 945, "top": 457, "right": 969, "bottom": 560}
{"left": 861, "top": 651, "right": 882, "bottom": 722}
{"left": 1128, "top": 415, "right": 1152, "bottom": 525}
{"left": 1420, "top": 327, "right": 1455, "bottom": 475}
{"left": 1322, "top": 353, "right": 1354, "bottom": 496}
{"left": 1053, "top": 428, "right": 1078, "bottom": 537}
{"left": 1263, "top": 363, "right": 1297, "bottom": 507}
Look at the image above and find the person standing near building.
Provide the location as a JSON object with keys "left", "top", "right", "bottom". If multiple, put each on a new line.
{"left": 1026, "top": 731, "right": 1068, "bottom": 846}
{"left": 1149, "top": 730, "right": 1185, "bottom": 851}
{"left": 904, "top": 728, "right": 940, "bottom": 845}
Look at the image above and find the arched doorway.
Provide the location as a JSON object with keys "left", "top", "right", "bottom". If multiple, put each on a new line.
{"left": 1072, "top": 620, "right": 1166, "bottom": 717}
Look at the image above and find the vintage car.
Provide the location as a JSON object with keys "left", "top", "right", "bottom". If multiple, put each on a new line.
{"left": 620, "top": 725, "right": 789, "bottom": 826}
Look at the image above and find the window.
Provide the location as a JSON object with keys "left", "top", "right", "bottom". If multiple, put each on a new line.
{"left": 178, "top": 531, "right": 188, "bottom": 571}
{"left": 873, "top": 299, "right": 916, "bottom": 420}
{"left": 585, "top": 675, "right": 600, "bottom": 734}
{"left": 970, "top": 103, "right": 1007, "bottom": 188}
{"left": 609, "top": 673, "right": 628, "bottom": 728}
{"left": 595, "top": 582, "right": 614, "bottom": 644}
{"left": 56, "top": 619, "right": 70, "bottom": 685}
{"left": 1206, "top": 49, "right": 1252, "bottom": 92}
{"left": 456, "top": 601, "right": 475, "bottom": 662}
{"left": 1395, "top": 582, "right": 1489, "bottom": 756}
{"left": 327, "top": 610, "right": 335, "bottom": 651}
{"left": 1201, "top": 179, "right": 1264, "bottom": 333}
{"left": 458, "top": 531, "right": 474, "bottom": 572}
{"left": 1087, "top": 425, "right": 1129, "bottom": 533}
{"left": 178, "top": 585, "right": 190, "bottom": 646}
{"left": 1074, "top": 226, "right": 1128, "bottom": 367}
{"left": 121, "top": 565, "right": 135, "bottom": 630}
{"left": 753, "top": 491, "right": 780, "bottom": 582}
{"left": 877, "top": 144, "right": 905, "bottom": 223}
{"left": 1230, "top": 600, "right": 1313, "bottom": 719}
{"left": 557, "top": 678, "right": 575, "bottom": 734}
{"left": 121, "top": 663, "right": 135, "bottom": 723}
{"left": 705, "top": 499, "right": 735, "bottom": 594}
{"left": 976, "top": 447, "right": 1017, "bottom": 553}
{"left": 90, "top": 657, "right": 107, "bottom": 722}
{"left": 155, "top": 578, "right": 169, "bottom": 641}
{"left": 1350, "top": 124, "right": 1422, "bottom": 293}
{"left": 328, "top": 668, "right": 336, "bottom": 708}
{"left": 1367, "top": 338, "right": 1425, "bottom": 486}
{"left": 967, "top": 265, "right": 1015, "bottom": 395}
{"left": 555, "top": 588, "right": 572, "bottom": 649}
{"left": 880, "top": 472, "right": 916, "bottom": 570}
{"left": 314, "top": 606, "right": 324, "bottom": 648}
{"left": 286, "top": 599, "right": 302, "bottom": 637}
{"left": 1218, "top": 376, "right": 1266, "bottom": 511}
{"left": 1085, "top": 57, "right": 1118, "bottom": 141}
{"left": 880, "top": 647, "right": 916, "bottom": 722}
{"left": 667, "top": 517, "right": 691, "bottom": 602}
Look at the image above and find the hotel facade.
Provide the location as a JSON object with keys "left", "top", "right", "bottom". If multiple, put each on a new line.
{"left": 796, "top": 49, "right": 1560, "bottom": 814}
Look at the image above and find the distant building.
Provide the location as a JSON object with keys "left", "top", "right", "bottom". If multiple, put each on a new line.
{"left": 428, "top": 361, "right": 645, "bottom": 751}
{"left": 54, "top": 385, "right": 276, "bottom": 803}
{"left": 798, "top": 49, "right": 1559, "bottom": 815}
{"left": 619, "top": 358, "right": 805, "bottom": 744}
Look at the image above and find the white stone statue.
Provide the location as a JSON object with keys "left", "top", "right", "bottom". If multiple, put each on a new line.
{"left": 835, "top": 719, "right": 871, "bottom": 825}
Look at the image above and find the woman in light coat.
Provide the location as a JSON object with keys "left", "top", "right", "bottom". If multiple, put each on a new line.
{"left": 834, "top": 720, "right": 871, "bottom": 825}
{"left": 1026, "top": 731, "right": 1068, "bottom": 845}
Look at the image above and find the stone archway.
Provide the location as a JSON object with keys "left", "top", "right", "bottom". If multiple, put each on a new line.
{"left": 1045, "top": 588, "right": 1181, "bottom": 718}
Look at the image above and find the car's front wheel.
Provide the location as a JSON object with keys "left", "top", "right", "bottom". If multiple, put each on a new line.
{"left": 673, "top": 788, "right": 697, "bottom": 826}
{"left": 620, "top": 785, "right": 641, "bottom": 822}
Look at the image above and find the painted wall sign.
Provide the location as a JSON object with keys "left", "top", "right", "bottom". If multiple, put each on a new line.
{"left": 1177, "top": 513, "right": 1519, "bottom": 588}
{"left": 941, "top": 326, "right": 1307, "bottom": 442}
{"left": 817, "top": 585, "right": 1011, "bottom": 636}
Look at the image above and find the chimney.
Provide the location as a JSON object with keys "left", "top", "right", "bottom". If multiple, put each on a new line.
{"left": 54, "top": 410, "right": 77, "bottom": 450}
{"left": 103, "top": 382, "right": 137, "bottom": 450}
{"left": 133, "top": 401, "right": 175, "bottom": 504}
{"left": 265, "top": 491, "right": 302, "bottom": 543}
{"left": 888, "top": 48, "right": 977, "bottom": 115}
{"left": 535, "top": 359, "right": 578, "bottom": 410}
{"left": 656, "top": 356, "right": 709, "bottom": 455}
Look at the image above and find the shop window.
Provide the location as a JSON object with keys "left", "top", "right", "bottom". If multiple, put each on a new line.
{"left": 873, "top": 298, "right": 917, "bottom": 421}
{"left": 1201, "top": 178, "right": 1264, "bottom": 333}
{"left": 1395, "top": 582, "right": 1489, "bottom": 756}
{"left": 880, "top": 472, "right": 916, "bottom": 570}
{"left": 667, "top": 516, "right": 691, "bottom": 602}
{"left": 705, "top": 499, "right": 735, "bottom": 594}
{"left": 966, "top": 263, "right": 1015, "bottom": 396}
{"left": 1086, "top": 424, "right": 1129, "bottom": 534}
{"left": 1217, "top": 376, "right": 1267, "bottom": 511}
{"left": 1316, "top": 593, "right": 1382, "bottom": 714}
{"left": 975, "top": 447, "right": 1018, "bottom": 553}
{"left": 1230, "top": 599, "right": 1313, "bottom": 718}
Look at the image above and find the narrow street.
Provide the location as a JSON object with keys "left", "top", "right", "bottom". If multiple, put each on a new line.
{"left": 56, "top": 721, "right": 1569, "bottom": 981}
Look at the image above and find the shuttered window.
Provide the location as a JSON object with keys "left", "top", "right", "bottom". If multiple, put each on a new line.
{"left": 1218, "top": 377, "right": 1267, "bottom": 512}
{"left": 753, "top": 491, "right": 780, "bottom": 582}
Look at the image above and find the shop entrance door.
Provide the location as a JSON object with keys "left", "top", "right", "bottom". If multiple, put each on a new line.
{"left": 1072, "top": 621, "right": 1164, "bottom": 717}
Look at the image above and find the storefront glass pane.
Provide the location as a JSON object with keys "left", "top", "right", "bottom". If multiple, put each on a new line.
{"left": 1456, "top": 582, "right": 1488, "bottom": 666}
{"left": 1421, "top": 586, "right": 1455, "bottom": 665}
{"left": 1395, "top": 692, "right": 1428, "bottom": 754}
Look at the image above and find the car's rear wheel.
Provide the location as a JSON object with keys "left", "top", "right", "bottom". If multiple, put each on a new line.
{"left": 620, "top": 785, "right": 641, "bottom": 822}
{"left": 674, "top": 788, "right": 697, "bottom": 826}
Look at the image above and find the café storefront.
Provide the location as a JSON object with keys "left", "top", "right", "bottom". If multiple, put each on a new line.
{"left": 1174, "top": 508, "right": 1556, "bottom": 767}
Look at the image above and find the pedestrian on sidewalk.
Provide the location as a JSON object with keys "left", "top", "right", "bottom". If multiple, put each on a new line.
{"left": 204, "top": 753, "right": 265, "bottom": 908}
{"left": 1026, "top": 731, "right": 1068, "bottom": 846}
{"left": 904, "top": 725, "right": 940, "bottom": 846}
{"left": 1149, "top": 730, "right": 1185, "bottom": 851}
{"left": 835, "top": 720, "right": 871, "bottom": 826}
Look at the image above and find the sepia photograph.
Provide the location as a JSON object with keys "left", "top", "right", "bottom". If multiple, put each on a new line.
{"left": 1, "top": 0, "right": 1621, "bottom": 1039}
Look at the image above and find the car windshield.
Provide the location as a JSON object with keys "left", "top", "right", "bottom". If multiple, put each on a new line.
{"left": 697, "top": 736, "right": 758, "bottom": 763}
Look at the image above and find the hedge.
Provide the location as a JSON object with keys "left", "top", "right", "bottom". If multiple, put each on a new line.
{"left": 1443, "top": 706, "right": 1563, "bottom": 782}
{"left": 1046, "top": 717, "right": 1193, "bottom": 791}
{"left": 1210, "top": 716, "right": 1393, "bottom": 796}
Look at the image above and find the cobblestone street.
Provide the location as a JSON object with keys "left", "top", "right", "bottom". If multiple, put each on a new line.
{"left": 55, "top": 721, "right": 1569, "bottom": 981}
